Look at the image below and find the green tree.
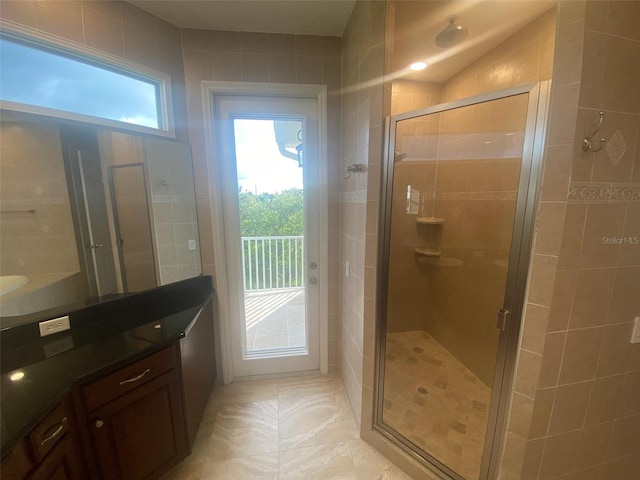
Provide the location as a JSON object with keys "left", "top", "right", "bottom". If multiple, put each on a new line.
{"left": 238, "top": 188, "right": 304, "bottom": 237}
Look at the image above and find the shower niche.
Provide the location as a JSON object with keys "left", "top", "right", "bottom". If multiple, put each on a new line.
{"left": 375, "top": 82, "right": 550, "bottom": 480}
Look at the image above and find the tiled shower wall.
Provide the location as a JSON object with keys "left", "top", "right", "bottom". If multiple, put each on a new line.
{"left": 179, "top": 28, "right": 343, "bottom": 372}
{"left": 339, "top": 0, "right": 386, "bottom": 428}
{"left": 500, "top": 1, "right": 640, "bottom": 479}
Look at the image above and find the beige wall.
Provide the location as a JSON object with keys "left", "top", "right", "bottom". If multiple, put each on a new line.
{"left": 339, "top": 0, "right": 386, "bottom": 428}
{"left": 501, "top": 1, "right": 640, "bottom": 479}
{"left": 442, "top": 7, "right": 557, "bottom": 102}
{"left": 0, "top": 121, "right": 79, "bottom": 276}
{"left": 180, "top": 28, "right": 343, "bottom": 372}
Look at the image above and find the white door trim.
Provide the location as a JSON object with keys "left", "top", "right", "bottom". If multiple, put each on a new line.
{"left": 201, "top": 81, "right": 329, "bottom": 384}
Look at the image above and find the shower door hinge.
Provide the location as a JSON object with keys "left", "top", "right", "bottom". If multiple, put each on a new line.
{"left": 497, "top": 309, "right": 510, "bottom": 331}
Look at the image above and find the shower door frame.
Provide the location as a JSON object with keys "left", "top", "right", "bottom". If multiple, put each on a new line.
{"left": 374, "top": 81, "right": 551, "bottom": 480}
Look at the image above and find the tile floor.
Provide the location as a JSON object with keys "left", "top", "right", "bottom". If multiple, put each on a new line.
{"left": 245, "top": 288, "right": 306, "bottom": 351}
{"left": 383, "top": 331, "right": 491, "bottom": 480}
{"left": 162, "top": 374, "right": 414, "bottom": 480}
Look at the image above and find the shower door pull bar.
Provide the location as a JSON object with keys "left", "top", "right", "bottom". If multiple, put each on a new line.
{"left": 496, "top": 309, "right": 510, "bottom": 331}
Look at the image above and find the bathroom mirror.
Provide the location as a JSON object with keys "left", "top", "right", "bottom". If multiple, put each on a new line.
{"left": 0, "top": 112, "right": 202, "bottom": 325}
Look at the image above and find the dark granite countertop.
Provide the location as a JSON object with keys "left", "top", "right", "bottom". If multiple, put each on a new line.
{"left": 0, "top": 276, "right": 214, "bottom": 458}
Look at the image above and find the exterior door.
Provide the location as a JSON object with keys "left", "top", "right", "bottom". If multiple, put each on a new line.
{"left": 215, "top": 94, "right": 322, "bottom": 377}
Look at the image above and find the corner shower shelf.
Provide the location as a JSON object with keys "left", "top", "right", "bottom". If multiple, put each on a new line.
{"left": 416, "top": 217, "right": 444, "bottom": 225}
{"left": 414, "top": 247, "right": 441, "bottom": 257}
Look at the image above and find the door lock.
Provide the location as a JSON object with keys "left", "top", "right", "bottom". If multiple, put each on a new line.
{"left": 309, "top": 262, "right": 317, "bottom": 270}
{"left": 309, "top": 277, "right": 318, "bottom": 284}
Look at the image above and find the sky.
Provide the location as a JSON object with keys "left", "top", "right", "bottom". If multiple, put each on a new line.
{"left": 0, "top": 38, "right": 159, "bottom": 128}
{"left": 233, "top": 119, "right": 303, "bottom": 194}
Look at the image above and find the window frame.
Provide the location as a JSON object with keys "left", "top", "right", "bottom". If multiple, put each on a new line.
{"left": 0, "top": 21, "right": 175, "bottom": 138}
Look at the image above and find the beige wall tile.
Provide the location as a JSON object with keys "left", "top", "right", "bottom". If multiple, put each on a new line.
{"left": 182, "top": 29, "right": 212, "bottom": 51}
{"left": 597, "top": 323, "right": 634, "bottom": 377}
{"left": 212, "top": 30, "right": 240, "bottom": 52}
{"left": 541, "top": 144, "right": 573, "bottom": 201}
{"left": 617, "top": 371, "right": 640, "bottom": 418}
{"left": 268, "top": 33, "right": 295, "bottom": 55}
{"left": 559, "top": 327, "right": 603, "bottom": 384}
{"left": 579, "top": 204, "right": 626, "bottom": 268}
{"left": 212, "top": 51, "right": 242, "bottom": 81}
{"left": 508, "top": 393, "right": 535, "bottom": 438}
{"left": 558, "top": 204, "right": 586, "bottom": 270}
{"left": 568, "top": 267, "right": 616, "bottom": 329}
{"left": 539, "top": 430, "right": 581, "bottom": 479}
{"left": 600, "top": 453, "right": 640, "bottom": 480}
{"left": 575, "top": 422, "right": 614, "bottom": 469}
{"left": 268, "top": 55, "right": 296, "bottom": 83}
{"left": 240, "top": 32, "right": 268, "bottom": 53}
{"left": 83, "top": 7, "right": 124, "bottom": 57}
{"left": 608, "top": 266, "right": 640, "bottom": 325}
{"left": 548, "top": 380, "right": 592, "bottom": 435}
{"left": 241, "top": 53, "right": 268, "bottom": 82}
{"left": 296, "top": 55, "right": 323, "bottom": 84}
{"left": 606, "top": 415, "right": 640, "bottom": 460}
{"left": 536, "top": 202, "right": 567, "bottom": 256}
{"left": 0, "top": 0, "right": 38, "bottom": 26}
{"left": 36, "top": 0, "right": 84, "bottom": 44}
{"left": 521, "top": 304, "right": 550, "bottom": 355}
{"left": 528, "top": 388, "right": 555, "bottom": 439}
{"left": 601, "top": 36, "right": 640, "bottom": 114}
{"left": 547, "top": 269, "right": 577, "bottom": 331}
{"left": 607, "top": 0, "right": 640, "bottom": 41}
{"left": 585, "top": 373, "right": 625, "bottom": 426}
{"left": 121, "top": 1, "right": 156, "bottom": 35}
{"left": 527, "top": 254, "right": 559, "bottom": 307}
{"left": 553, "top": 20, "right": 585, "bottom": 86}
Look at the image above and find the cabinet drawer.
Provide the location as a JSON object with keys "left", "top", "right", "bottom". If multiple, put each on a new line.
{"left": 82, "top": 347, "right": 177, "bottom": 412}
{"left": 28, "top": 401, "right": 71, "bottom": 462}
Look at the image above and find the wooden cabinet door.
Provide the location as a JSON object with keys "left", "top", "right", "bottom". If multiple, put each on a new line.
{"left": 88, "top": 370, "right": 186, "bottom": 480}
{"left": 28, "top": 435, "right": 84, "bottom": 480}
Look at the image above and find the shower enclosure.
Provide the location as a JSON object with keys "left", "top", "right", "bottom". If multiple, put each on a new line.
{"left": 375, "top": 82, "right": 550, "bottom": 480}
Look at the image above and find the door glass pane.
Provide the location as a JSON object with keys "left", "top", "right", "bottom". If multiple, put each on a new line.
{"left": 382, "top": 94, "right": 529, "bottom": 479}
{"left": 232, "top": 118, "right": 306, "bottom": 354}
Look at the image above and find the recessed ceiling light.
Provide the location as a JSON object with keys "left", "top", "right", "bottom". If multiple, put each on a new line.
{"left": 10, "top": 371, "right": 25, "bottom": 382}
{"left": 409, "top": 61, "right": 427, "bottom": 71}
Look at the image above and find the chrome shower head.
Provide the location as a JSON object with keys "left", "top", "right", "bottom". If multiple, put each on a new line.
{"left": 435, "top": 16, "right": 469, "bottom": 49}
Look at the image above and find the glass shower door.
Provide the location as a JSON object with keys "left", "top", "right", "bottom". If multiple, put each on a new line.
{"left": 377, "top": 83, "right": 549, "bottom": 480}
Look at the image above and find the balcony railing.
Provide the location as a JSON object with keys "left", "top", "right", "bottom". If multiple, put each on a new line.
{"left": 241, "top": 236, "right": 304, "bottom": 291}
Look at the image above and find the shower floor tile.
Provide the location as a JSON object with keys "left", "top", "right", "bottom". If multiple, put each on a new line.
{"left": 383, "top": 331, "right": 491, "bottom": 480}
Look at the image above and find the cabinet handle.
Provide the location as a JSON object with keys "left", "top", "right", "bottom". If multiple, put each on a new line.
{"left": 95, "top": 420, "right": 104, "bottom": 428}
{"left": 119, "top": 368, "right": 151, "bottom": 386}
{"left": 40, "top": 417, "right": 67, "bottom": 446}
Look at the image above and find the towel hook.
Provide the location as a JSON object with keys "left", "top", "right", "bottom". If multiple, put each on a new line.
{"left": 343, "top": 163, "right": 363, "bottom": 179}
{"left": 582, "top": 111, "right": 606, "bottom": 152}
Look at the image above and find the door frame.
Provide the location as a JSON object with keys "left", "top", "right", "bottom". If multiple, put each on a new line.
{"left": 202, "top": 82, "right": 329, "bottom": 384}
{"left": 374, "top": 81, "right": 551, "bottom": 480}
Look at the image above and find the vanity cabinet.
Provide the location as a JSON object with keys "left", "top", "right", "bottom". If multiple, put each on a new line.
{"left": 82, "top": 345, "right": 186, "bottom": 480}
{"left": 0, "top": 399, "right": 85, "bottom": 480}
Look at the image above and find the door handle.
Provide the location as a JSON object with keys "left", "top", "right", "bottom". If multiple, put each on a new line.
{"left": 497, "top": 309, "right": 510, "bottom": 331}
{"left": 309, "top": 262, "right": 317, "bottom": 270}
{"left": 309, "top": 277, "right": 318, "bottom": 285}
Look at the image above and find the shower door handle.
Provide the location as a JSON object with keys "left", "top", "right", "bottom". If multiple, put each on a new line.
{"left": 496, "top": 309, "right": 510, "bottom": 331}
